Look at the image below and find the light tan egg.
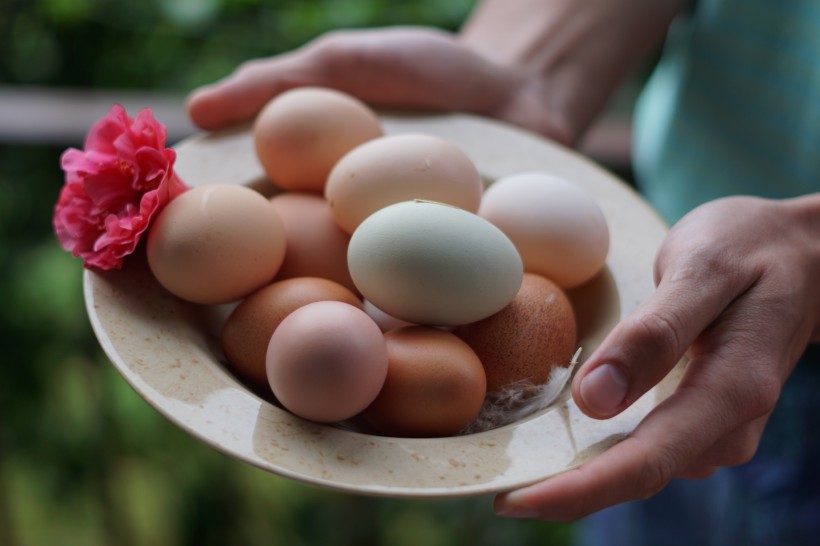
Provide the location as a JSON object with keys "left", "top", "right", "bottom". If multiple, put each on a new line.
{"left": 325, "top": 133, "right": 484, "bottom": 234}
{"left": 146, "top": 184, "right": 286, "bottom": 305}
{"left": 454, "top": 273, "right": 577, "bottom": 393}
{"left": 361, "top": 326, "right": 486, "bottom": 438}
{"left": 253, "top": 87, "right": 383, "bottom": 193}
{"left": 221, "top": 277, "right": 362, "bottom": 392}
{"left": 266, "top": 301, "right": 388, "bottom": 423}
{"left": 269, "top": 192, "right": 357, "bottom": 294}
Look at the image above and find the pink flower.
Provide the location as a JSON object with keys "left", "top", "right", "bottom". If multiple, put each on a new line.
{"left": 53, "top": 104, "right": 188, "bottom": 270}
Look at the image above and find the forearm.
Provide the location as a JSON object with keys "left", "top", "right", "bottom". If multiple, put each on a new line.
{"left": 459, "top": 0, "right": 688, "bottom": 141}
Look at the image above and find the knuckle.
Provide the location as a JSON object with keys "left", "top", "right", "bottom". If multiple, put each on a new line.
{"left": 746, "top": 371, "right": 781, "bottom": 417}
{"left": 304, "top": 31, "right": 367, "bottom": 79}
{"left": 712, "top": 429, "right": 763, "bottom": 468}
{"left": 725, "top": 356, "right": 781, "bottom": 421}
{"left": 658, "top": 238, "right": 740, "bottom": 285}
{"left": 630, "top": 309, "right": 684, "bottom": 359}
{"left": 637, "top": 446, "right": 679, "bottom": 499}
{"left": 725, "top": 441, "right": 759, "bottom": 467}
{"left": 308, "top": 30, "right": 357, "bottom": 59}
{"left": 234, "top": 58, "right": 267, "bottom": 80}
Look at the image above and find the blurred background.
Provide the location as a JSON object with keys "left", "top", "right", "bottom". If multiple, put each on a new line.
{"left": 0, "top": 0, "right": 637, "bottom": 544}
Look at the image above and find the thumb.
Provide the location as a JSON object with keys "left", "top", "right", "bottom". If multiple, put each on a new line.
{"left": 572, "top": 267, "right": 744, "bottom": 419}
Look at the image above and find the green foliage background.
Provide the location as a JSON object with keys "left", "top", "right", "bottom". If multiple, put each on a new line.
{"left": 1, "top": 0, "right": 575, "bottom": 544}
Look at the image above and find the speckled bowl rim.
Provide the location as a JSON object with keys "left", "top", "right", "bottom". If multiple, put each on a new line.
{"left": 85, "top": 112, "right": 683, "bottom": 499}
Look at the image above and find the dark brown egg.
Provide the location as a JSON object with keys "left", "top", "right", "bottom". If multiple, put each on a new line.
{"left": 454, "top": 273, "right": 577, "bottom": 392}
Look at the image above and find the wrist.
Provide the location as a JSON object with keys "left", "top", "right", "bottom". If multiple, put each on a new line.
{"left": 458, "top": 0, "right": 688, "bottom": 142}
{"left": 784, "top": 193, "right": 820, "bottom": 342}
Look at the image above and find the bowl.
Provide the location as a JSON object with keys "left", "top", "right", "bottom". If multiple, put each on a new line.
{"left": 84, "top": 112, "right": 683, "bottom": 498}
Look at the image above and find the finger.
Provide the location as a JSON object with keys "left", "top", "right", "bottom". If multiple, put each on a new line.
{"left": 187, "top": 51, "right": 320, "bottom": 130}
{"left": 188, "top": 28, "right": 520, "bottom": 132}
{"left": 571, "top": 265, "right": 753, "bottom": 419}
{"left": 494, "top": 374, "right": 728, "bottom": 521}
{"left": 675, "top": 465, "right": 719, "bottom": 480}
{"left": 678, "top": 413, "right": 770, "bottom": 473}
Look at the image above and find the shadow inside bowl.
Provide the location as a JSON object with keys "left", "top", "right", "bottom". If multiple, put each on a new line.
{"left": 566, "top": 265, "right": 620, "bottom": 355}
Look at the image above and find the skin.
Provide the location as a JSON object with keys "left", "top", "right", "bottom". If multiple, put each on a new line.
{"left": 187, "top": 0, "right": 820, "bottom": 521}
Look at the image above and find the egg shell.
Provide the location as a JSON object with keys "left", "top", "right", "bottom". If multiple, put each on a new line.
{"left": 479, "top": 172, "right": 609, "bottom": 288}
{"left": 221, "top": 277, "right": 362, "bottom": 392}
{"left": 362, "top": 299, "right": 415, "bottom": 333}
{"left": 361, "top": 326, "right": 486, "bottom": 438}
{"left": 269, "top": 192, "right": 358, "bottom": 294}
{"left": 347, "top": 200, "right": 523, "bottom": 326}
{"left": 253, "top": 87, "right": 383, "bottom": 193}
{"left": 455, "top": 273, "right": 577, "bottom": 393}
{"left": 325, "top": 133, "right": 484, "bottom": 234}
{"left": 266, "top": 301, "right": 388, "bottom": 423}
{"left": 146, "top": 184, "right": 286, "bottom": 305}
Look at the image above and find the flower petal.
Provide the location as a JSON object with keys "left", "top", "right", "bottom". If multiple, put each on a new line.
{"left": 53, "top": 104, "right": 188, "bottom": 270}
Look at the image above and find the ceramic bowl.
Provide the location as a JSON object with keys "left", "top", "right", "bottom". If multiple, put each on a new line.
{"left": 85, "top": 112, "right": 683, "bottom": 498}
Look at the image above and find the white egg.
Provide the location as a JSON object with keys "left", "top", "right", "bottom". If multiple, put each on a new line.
{"left": 362, "top": 299, "right": 416, "bottom": 332}
{"left": 479, "top": 173, "right": 609, "bottom": 288}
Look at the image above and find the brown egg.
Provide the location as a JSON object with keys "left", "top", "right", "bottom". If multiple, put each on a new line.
{"left": 269, "top": 192, "right": 357, "bottom": 294}
{"left": 221, "top": 277, "right": 362, "bottom": 392}
{"left": 253, "top": 87, "right": 383, "bottom": 193}
{"left": 361, "top": 326, "right": 486, "bottom": 438}
{"left": 454, "top": 273, "right": 577, "bottom": 392}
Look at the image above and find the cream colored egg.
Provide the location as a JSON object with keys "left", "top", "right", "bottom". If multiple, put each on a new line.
{"left": 146, "top": 184, "right": 286, "bottom": 304}
{"left": 348, "top": 200, "right": 523, "bottom": 326}
{"left": 325, "top": 133, "right": 483, "bottom": 234}
{"left": 479, "top": 173, "right": 609, "bottom": 288}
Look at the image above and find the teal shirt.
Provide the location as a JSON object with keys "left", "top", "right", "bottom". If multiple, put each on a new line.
{"left": 633, "top": 0, "right": 820, "bottom": 224}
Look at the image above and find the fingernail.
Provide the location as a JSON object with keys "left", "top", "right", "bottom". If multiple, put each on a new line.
{"left": 579, "top": 363, "right": 628, "bottom": 415}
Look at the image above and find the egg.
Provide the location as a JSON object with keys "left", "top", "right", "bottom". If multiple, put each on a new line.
{"left": 479, "top": 172, "right": 609, "bottom": 288}
{"left": 221, "top": 277, "right": 362, "bottom": 392}
{"left": 325, "top": 133, "right": 484, "bottom": 234}
{"left": 146, "top": 184, "right": 286, "bottom": 305}
{"left": 455, "top": 273, "right": 577, "bottom": 392}
{"left": 269, "top": 192, "right": 357, "bottom": 293}
{"left": 361, "top": 326, "right": 486, "bottom": 437}
{"left": 253, "top": 87, "right": 383, "bottom": 193}
{"left": 362, "top": 299, "right": 415, "bottom": 332}
{"left": 347, "top": 200, "right": 523, "bottom": 326}
{"left": 266, "top": 301, "right": 388, "bottom": 423}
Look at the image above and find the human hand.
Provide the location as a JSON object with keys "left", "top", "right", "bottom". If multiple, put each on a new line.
{"left": 187, "top": 0, "right": 686, "bottom": 145}
{"left": 495, "top": 194, "right": 820, "bottom": 520}
{"left": 186, "top": 27, "right": 579, "bottom": 144}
